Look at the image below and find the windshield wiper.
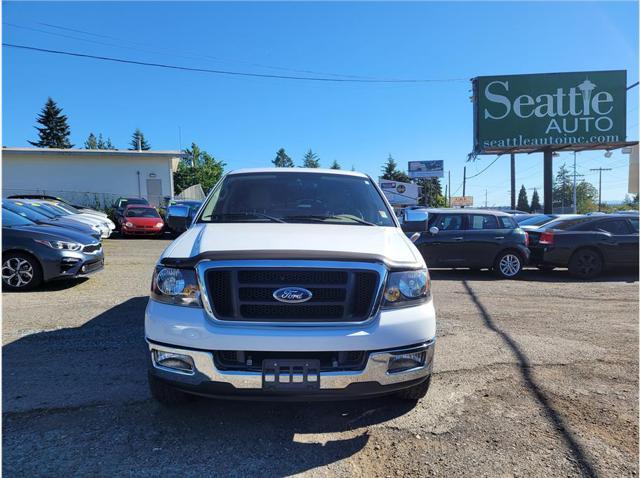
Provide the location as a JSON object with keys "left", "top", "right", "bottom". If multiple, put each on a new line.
{"left": 203, "top": 212, "right": 287, "bottom": 223}
{"left": 284, "top": 214, "right": 377, "bottom": 226}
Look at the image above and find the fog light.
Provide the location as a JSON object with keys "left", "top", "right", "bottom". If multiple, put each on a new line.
{"left": 153, "top": 350, "right": 195, "bottom": 373}
{"left": 387, "top": 351, "right": 426, "bottom": 373}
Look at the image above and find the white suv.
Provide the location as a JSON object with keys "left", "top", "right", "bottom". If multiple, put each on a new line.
{"left": 145, "top": 168, "right": 436, "bottom": 403}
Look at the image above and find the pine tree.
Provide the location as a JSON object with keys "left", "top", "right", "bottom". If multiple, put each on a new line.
{"left": 517, "top": 185, "right": 530, "bottom": 211}
{"left": 530, "top": 188, "right": 541, "bottom": 212}
{"left": 302, "top": 149, "right": 320, "bottom": 168}
{"left": 85, "top": 133, "right": 98, "bottom": 149}
{"left": 553, "top": 163, "right": 572, "bottom": 210}
{"left": 129, "top": 128, "right": 151, "bottom": 150}
{"left": 330, "top": 160, "right": 341, "bottom": 170}
{"left": 419, "top": 178, "right": 446, "bottom": 207}
{"left": 96, "top": 133, "right": 116, "bottom": 150}
{"left": 272, "top": 148, "right": 294, "bottom": 167}
{"left": 381, "top": 154, "right": 410, "bottom": 183}
{"left": 29, "top": 97, "right": 73, "bottom": 148}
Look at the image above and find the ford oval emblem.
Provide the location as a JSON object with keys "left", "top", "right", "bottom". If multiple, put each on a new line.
{"left": 273, "top": 287, "right": 313, "bottom": 304}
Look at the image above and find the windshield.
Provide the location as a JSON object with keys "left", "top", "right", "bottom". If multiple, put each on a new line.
{"left": 52, "top": 202, "right": 81, "bottom": 214}
{"left": 198, "top": 172, "right": 395, "bottom": 226}
{"left": 2, "top": 208, "right": 36, "bottom": 227}
{"left": 126, "top": 207, "right": 160, "bottom": 218}
{"left": 119, "top": 198, "right": 148, "bottom": 208}
{"left": 4, "top": 202, "right": 49, "bottom": 221}
{"left": 518, "top": 215, "right": 554, "bottom": 226}
{"left": 25, "top": 202, "right": 65, "bottom": 217}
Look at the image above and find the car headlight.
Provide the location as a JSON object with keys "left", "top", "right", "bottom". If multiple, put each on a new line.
{"left": 382, "top": 269, "right": 430, "bottom": 308}
{"left": 155, "top": 222, "right": 164, "bottom": 228}
{"left": 125, "top": 222, "right": 134, "bottom": 227}
{"left": 34, "top": 239, "right": 83, "bottom": 251}
{"left": 151, "top": 266, "right": 201, "bottom": 307}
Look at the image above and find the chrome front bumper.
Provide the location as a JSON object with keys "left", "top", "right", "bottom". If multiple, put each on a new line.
{"left": 147, "top": 340, "right": 435, "bottom": 391}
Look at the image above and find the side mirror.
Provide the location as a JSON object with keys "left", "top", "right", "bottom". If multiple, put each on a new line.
{"left": 167, "top": 205, "right": 189, "bottom": 218}
{"left": 429, "top": 226, "right": 439, "bottom": 235}
{"left": 401, "top": 209, "right": 429, "bottom": 232}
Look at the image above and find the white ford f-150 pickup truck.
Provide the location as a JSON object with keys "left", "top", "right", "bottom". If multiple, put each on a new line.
{"left": 145, "top": 168, "right": 436, "bottom": 403}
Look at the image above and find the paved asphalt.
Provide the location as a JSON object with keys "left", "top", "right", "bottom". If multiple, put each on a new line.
{"left": 3, "top": 237, "right": 638, "bottom": 477}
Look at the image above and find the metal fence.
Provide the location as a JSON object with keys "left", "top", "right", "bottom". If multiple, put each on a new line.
{"left": 3, "top": 189, "right": 150, "bottom": 210}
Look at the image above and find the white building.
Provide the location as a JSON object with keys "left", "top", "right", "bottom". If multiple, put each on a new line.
{"left": 2, "top": 147, "right": 183, "bottom": 207}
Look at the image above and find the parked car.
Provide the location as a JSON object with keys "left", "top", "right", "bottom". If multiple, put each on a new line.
{"left": 145, "top": 168, "right": 435, "bottom": 404}
{"left": 20, "top": 200, "right": 114, "bottom": 239}
{"left": 3, "top": 200, "right": 102, "bottom": 241}
{"left": 114, "top": 197, "right": 150, "bottom": 228}
{"left": 8, "top": 194, "right": 108, "bottom": 218}
{"left": 164, "top": 200, "right": 202, "bottom": 235}
{"left": 45, "top": 200, "right": 116, "bottom": 233}
{"left": 517, "top": 214, "right": 581, "bottom": 230}
{"left": 2, "top": 209, "right": 104, "bottom": 291}
{"left": 527, "top": 215, "right": 639, "bottom": 279}
{"left": 121, "top": 205, "right": 165, "bottom": 237}
{"left": 405, "top": 208, "right": 530, "bottom": 278}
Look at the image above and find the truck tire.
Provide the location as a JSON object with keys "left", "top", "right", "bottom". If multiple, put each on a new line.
{"left": 493, "top": 250, "right": 523, "bottom": 279}
{"left": 568, "top": 249, "right": 603, "bottom": 279}
{"left": 148, "top": 374, "right": 194, "bottom": 405}
{"left": 2, "top": 252, "right": 43, "bottom": 291}
{"left": 396, "top": 376, "right": 431, "bottom": 401}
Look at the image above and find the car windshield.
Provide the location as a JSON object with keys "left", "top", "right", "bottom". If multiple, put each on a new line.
{"left": 198, "top": 172, "right": 395, "bottom": 226}
{"left": 25, "top": 202, "right": 65, "bottom": 217}
{"left": 126, "top": 207, "right": 160, "bottom": 218}
{"left": 53, "top": 202, "right": 81, "bottom": 214}
{"left": 120, "top": 198, "right": 148, "bottom": 208}
{"left": 518, "top": 215, "right": 554, "bottom": 226}
{"left": 4, "top": 202, "right": 49, "bottom": 221}
{"left": 2, "top": 208, "right": 36, "bottom": 227}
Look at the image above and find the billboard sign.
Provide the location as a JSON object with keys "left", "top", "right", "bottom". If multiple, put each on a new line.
{"left": 408, "top": 160, "right": 444, "bottom": 178}
{"left": 379, "top": 180, "right": 420, "bottom": 206}
{"left": 451, "top": 196, "right": 473, "bottom": 207}
{"left": 473, "top": 70, "right": 627, "bottom": 154}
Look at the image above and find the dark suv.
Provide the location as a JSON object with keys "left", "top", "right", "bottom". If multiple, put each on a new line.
{"left": 405, "top": 209, "right": 529, "bottom": 278}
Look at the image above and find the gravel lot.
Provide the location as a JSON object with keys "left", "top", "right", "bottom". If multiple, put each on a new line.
{"left": 3, "top": 237, "right": 638, "bottom": 477}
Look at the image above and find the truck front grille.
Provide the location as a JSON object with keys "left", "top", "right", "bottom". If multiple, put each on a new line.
{"left": 205, "top": 265, "right": 382, "bottom": 323}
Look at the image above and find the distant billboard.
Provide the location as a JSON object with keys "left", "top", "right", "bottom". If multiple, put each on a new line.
{"left": 408, "top": 160, "right": 444, "bottom": 178}
{"left": 379, "top": 180, "right": 420, "bottom": 206}
{"left": 451, "top": 196, "right": 473, "bottom": 207}
{"left": 473, "top": 70, "right": 627, "bottom": 154}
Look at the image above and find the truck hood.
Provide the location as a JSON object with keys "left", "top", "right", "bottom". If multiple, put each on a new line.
{"left": 161, "top": 223, "right": 423, "bottom": 268}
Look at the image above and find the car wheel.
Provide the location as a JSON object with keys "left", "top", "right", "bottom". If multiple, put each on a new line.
{"left": 569, "top": 249, "right": 603, "bottom": 279}
{"left": 396, "top": 376, "right": 431, "bottom": 401}
{"left": 148, "top": 374, "right": 194, "bottom": 405}
{"left": 2, "top": 252, "right": 43, "bottom": 291}
{"left": 494, "top": 251, "right": 523, "bottom": 279}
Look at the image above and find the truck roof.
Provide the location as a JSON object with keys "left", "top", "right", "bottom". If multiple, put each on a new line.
{"left": 227, "top": 168, "right": 368, "bottom": 178}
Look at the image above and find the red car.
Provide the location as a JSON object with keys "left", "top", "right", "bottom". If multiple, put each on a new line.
{"left": 120, "top": 205, "right": 165, "bottom": 237}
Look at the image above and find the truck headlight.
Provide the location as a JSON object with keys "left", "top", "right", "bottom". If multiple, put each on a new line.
{"left": 382, "top": 269, "right": 430, "bottom": 308}
{"left": 151, "top": 266, "right": 201, "bottom": 307}
{"left": 34, "top": 239, "right": 83, "bottom": 251}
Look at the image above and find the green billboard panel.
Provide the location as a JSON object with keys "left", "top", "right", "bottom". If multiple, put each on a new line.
{"left": 473, "top": 70, "right": 627, "bottom": 154}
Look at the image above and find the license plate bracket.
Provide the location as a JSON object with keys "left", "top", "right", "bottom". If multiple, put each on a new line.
{"left": 262, "top": 359, "right": 321, "bottom": 391}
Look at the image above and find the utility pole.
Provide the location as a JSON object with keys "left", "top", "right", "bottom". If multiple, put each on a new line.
{"left": 572, "top": 151, "right": 577, "bottom": 214}
{"left": 510, "top": 153, "right": 516, "bottom": 210}
{"left": 485, "top": 189, "right": 488, "bottom": 208}
{"left": 590, "top": 167, "right": 612, "bottom": 212}
{"left": 448, "top": 170, "right": 451, "bottom": 207}
{"left": 461, "top": 166, "right": 467, "bottom": 208}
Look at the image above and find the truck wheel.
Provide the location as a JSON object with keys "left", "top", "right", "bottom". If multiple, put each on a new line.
{"left": 396, "top": 376, "right": 431, "bottom": 401}
{"left": 148, "top": 374, "right": 194, "bottom": 405}
{"left": 2, "top": 252, "right": 43, "bottom": 291}
{"left": 569, "top": 249, "right": 603, "bottom": 279}
{"left": 493, "top": 251, "right": 523, "bottom": 279}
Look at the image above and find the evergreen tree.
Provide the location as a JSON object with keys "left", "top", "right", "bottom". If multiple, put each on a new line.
{"left": 29, "top": 97, "right": 73, "bottom": 148}
{"left": 517, "top": 185, "right": 529, "bottom": 211}
{"left": 129, "top": 128, "right": 151, "bottom": 150}
{"left": 85, "top": 132, "right": 98, "bottom": 149}
{"left": 530, "top": 188, "right": 541, "bottom": 212}
{"left": 174, "top": 142, "right": 226, "bottom": 194}
{"left": 381, "top": 154, "right": 410, "bottom": 183}
{"left": 272, "top": 148, "right": 294, "bottom": 167}
{"left": 552, "top": 163, "right": 572, "bottom": 210}
{"left": 330, "top": 160, "right": 341, "bottom": 170}
{"left": 302, "top": 149, "right": 320, "bottom": 168}
{"left": 96, "top": 133, "right": 116, "bottom": 150}
{"left": 419, "top": 178, "right": 446, "bottom": 207}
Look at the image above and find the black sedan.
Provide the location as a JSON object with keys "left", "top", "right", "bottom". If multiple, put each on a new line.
{"left": 3, "top": 200, "right": 102, "bottom": 241}
{"left": 527, "top": 214, "right": 639, "bottom": 279}
{"left": 2, "top": 209, "right": 104, "bottom": 291}
{"left": 405, "top": 209, "right": 530, "bottom": 279}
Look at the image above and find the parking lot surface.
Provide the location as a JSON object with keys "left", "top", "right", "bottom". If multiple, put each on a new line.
{"left": 3, "top": 238, "right": 638, "bottom": 477}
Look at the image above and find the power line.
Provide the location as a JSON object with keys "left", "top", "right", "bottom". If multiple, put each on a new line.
{"left": 2, "top": 42, "right": 469, "bottom": 84}
{"left": 466, "top": 155, "right": 501, "bottom": 179}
